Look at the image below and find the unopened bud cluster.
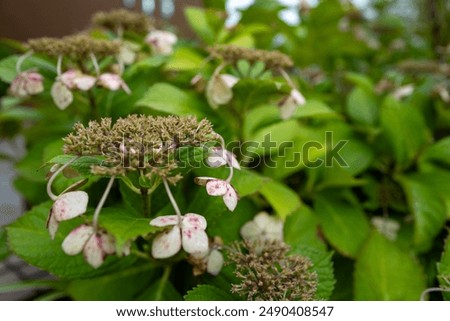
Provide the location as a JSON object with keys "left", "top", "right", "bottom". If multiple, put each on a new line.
{"left": 207, "top": 45, "right": 293, "bottom": 69}
{"left": 228, "top": 240, "right": 318, "bottom": 301}
{"left": 92, "top": 9, "right": 152, "bottom": 34}
{"left": 28, "top": 34, "right": 120, "bottom": 59}
{"left": 63, "top": 115, "right": 217, "bottom": 181}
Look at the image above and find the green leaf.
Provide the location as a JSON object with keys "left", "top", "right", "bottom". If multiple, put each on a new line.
{"left": 292, "top": 100, "right": 338, "bottom": 120}
{"left": 138, "top": 277, "right": 182, "bottom": 300}
{"left": 0, "top": 106, "right": 43, "bottom": 121}
{"left": 437, "top": 236, "right": 450, "bottom": 300}
{"left": 47, "top": 155, "right": 105, "bottom": 177}
{"left": 344, "top": 72, "right": 374, "bottom": 93}
{"left": 419, "top": 136, "right": 450, "bottom": 170}
{"left": 0, "top": 227, "right": 9, "bottom": 261}
{"left": 354, "top": 231, "right": 426, "bottom": 300}
{"left": 99, "top": 207, "right": 161, "bottom": 250}
{"left": 67, "top": 264, "right": 158, "bottom": 300}
{"left": 284, "top": 206, "right": 326, "bottom": 251}
{"left": 242, "top": 105, "right": 281, "bottom": 140}
{"left": 314, "top": 194, "right": 370, "bottom": 258}
{"left": 135, "top": 83, "right": 208, "bottom": 117}
{"left": 290, "top": 245, "right": 335, "bottom": 300}
{"left": 164, "top": 47, "right": 204, "bottom": 71}
{"left": 184, "top": 7, "right": 216, "bottom": 44}
{"left": 346, "top": 87, "right": 378, "bottom": 126}
{"left": 232, "top": 78, "right": 282, "bottom": 111}
{"left": 380, "top": 97, "right": 430, "bottom": 167}
{"left": 184, "top": 284, "right": 235, "bottom": 301}
{"left": 7, "top": 202, "right": 137, "bottom": 279}
{"left": 398, "top": 174, "right": 447, "bottom": 252}
{"left": 259, "top": 179, "right": 301, "bottom": 219}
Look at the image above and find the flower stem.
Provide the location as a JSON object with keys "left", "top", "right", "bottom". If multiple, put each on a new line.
{"left": 93, "top": 176, "right": 115, "bottom": 231}
{"left": 56, "top": 55, "right": 63, "bottom": 76}
{"left": 154, "top": 266, "right": 172, "bottom": 300}
{"left": 162, "top": 178, "right": 182, "bottom": 221}
{"left": 46, "top": 157, "right": 79, "bottom": 201}
{"left": 16, "top": 51, "right": 34, "bottom": 74}
{"left": 141, "top": 187, "right": 151, "bottom": 217}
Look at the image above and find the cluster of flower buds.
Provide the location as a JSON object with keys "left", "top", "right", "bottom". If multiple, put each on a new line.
{"left": 193, "top": 45, "right": 306, "bottom": 118}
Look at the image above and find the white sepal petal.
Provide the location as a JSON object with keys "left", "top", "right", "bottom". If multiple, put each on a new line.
{"left": 206, "top": 249, "right": 224, "bottom": 276}
{"left": 182, "top": 213, "right": 207, "bottom": 230}
{"left": 51, "top": 81, "right": 73, "bottom": 110}
{"left": 150, "top": 215, "right": 179, "bottom": 227}
{"left": 62, "top": 225, "right": 94, "bottom": 255}
{"left": 223, "top": 185, "right": 238, "bottom": 211}
{"left": 52, "top": 191, "right": 89, "bottom": 221}
{"left": 46, "top": 212, "right": 59, "bottom": 240}
{"left": 83, "top": 234, "right": 104, "bottom": 268}
{"left": 206, "top": 180, "right": 228, "bottom": 196}
{"left": 181, "top": 228, "right": 209, "bottom": 255}
{"left": 99, "top": 232, "right": 116, "bottom": 255}
{"left": 74, "top": 75, "right": 96, "bottom": 91}
{"left": 151, "top": 226, "right": 182, "bottom": 259}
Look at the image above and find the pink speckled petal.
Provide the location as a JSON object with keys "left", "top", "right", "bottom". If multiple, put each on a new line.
{"left": 206, "top": 180, "right": 228, "bottom": 196}
{"left": 151, "top": 226, "right": 181, "bottom": 259}
{"left": 150, "top": 215, "right": 179, "bottom": 227}
{"left": 83, "top": 234, "right": 104, "bottom": 268}
{"left": 52, "top": 191, "right": 88, "bottom": 221}
{"left": 182, "top": 213, "right": 207, "bottom": 230}
{"left": 182, "top": 228, "right": 208, "bottom": 255}
{"left": 99, "top": 232, "right": 116, "bottom": 255}
{"left": 223, "top": 185, "right": 238, "bottom": 211}
{"left": 61, "top": 225, "right": 94, "bottom": 255}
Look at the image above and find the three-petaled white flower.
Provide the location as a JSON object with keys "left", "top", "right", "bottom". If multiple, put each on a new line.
{"left": 194, "top": 177, "right": 239, "bottom": 211}
{"left": 150, "top": 213, "right": 209, "bottom": 259}
{"left": 98, "top": 73, "right": 131, "bottom": 94}
{"left": 60, "top": 69, "right": 97, "bottom": 91}
{"left": 240, "top": 211, "right": 283, "bottom": 242}
{"left": 46, "top": 191, "right": 89, "bottom": 239}
{"left": 206, "top": 73, "right": 239, "bottom": 108}
{"left": 9, "top": 71, "right": 44, "bottom": 98}
{"left": 206, "top": 147, "right": 240, "bottom": 170}
{"left": 278, "top": 88, "right": 306, "bottom": 120}
{"left": 62, "top": 224, "right": 116, "bottom": 268}
{"left": 145, "top": 30, "right": 178, "bottom": 55}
